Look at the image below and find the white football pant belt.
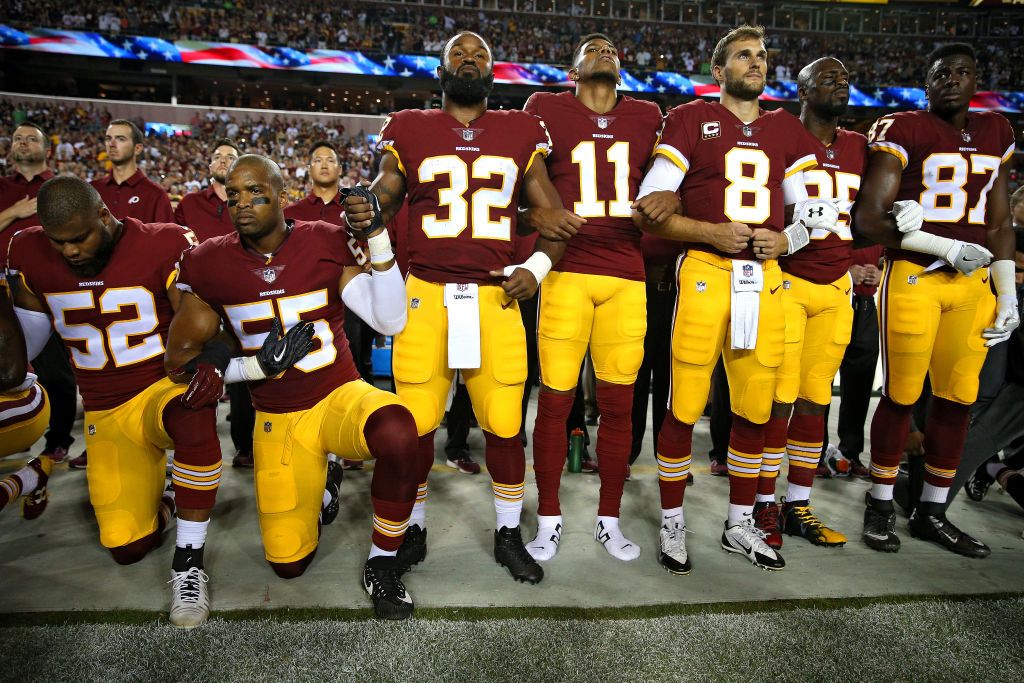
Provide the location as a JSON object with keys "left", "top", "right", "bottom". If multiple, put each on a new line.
{"left": 444, "top": 283, "right": 481, "bottom": 369}
{"left": 730, "top": 260, "right": 763, "bottom": 350}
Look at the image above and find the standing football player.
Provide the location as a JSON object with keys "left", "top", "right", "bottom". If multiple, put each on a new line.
{"left": 853, "top": 43, "right": 1018, "bottom": 557}
{"left": 343, "top": 31, "right": 571, "bottom": 585}
{"left": 752, "top": 57, "right": 866, "bottom": 549}
{"left": 167, "top": 154, "right": 423, "bottom": 619}
{"left": 633, "top": 25, "right": 839, "bottom": 572}
{"left": 6, "top": 177, "right": 221, "bottom": 627}
{"left": 520, "top": 34, "right": 662, "bottom": 562}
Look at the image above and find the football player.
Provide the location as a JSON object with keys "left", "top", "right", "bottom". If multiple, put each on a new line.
{"left": 0, "top": 277, "right": 51, "bottom": 518}
{"left": 6, "top": 177, "right": 221, "bottom": 627}
{"left": 520, "top": 34, "right": 662, "bottom": 562}
{"left": 853, "top": 43, "right": 1018, "bottom": 557}
{"left": 752, "top": 57, "right": 866, "bottom": 549}
{"left": 343, "top": 31, "right": 570, "bottom": 585}
{"left": 633, "top": 25, "right": 840, "bottom": 572}
{"left": 166, "top": 154, "right": 422, "bottom": 620}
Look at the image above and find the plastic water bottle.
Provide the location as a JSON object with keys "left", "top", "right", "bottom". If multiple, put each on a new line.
{"left": 568, "top": 428, "right": 584, "bottom": 473}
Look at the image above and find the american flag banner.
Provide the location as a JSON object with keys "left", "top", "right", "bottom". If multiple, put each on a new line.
{"left": 1, "top": 25, "right": 1020, "bottom": 113}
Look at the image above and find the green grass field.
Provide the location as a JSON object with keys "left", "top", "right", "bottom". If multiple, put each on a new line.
{"left": 3, "top": 594, "right": 1022, "bottom": 682}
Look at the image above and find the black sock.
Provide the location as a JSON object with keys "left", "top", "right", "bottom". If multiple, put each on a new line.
{"left": 172, "top": 544, "right": 205, "bottom": 572}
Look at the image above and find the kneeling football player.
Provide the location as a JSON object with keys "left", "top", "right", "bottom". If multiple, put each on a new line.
{"left": 7, "top": 176, "right": 222, "bottom": 628}
{"left": 166, "top": 155, "right": 421, "bottom": 620}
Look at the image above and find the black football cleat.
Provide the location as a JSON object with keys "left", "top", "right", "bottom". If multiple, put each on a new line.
{"left": 494, "top": 526, "right": 543, "bottom": 584}
{"left": 963, "top": 466, "right": 995, "bottom": 502}
{"left": 396, "top": 524, "right": 427, "bottom": 573}
{"left": 320, "top": 460, "right": 344, "bottom": 526}
{"left": 908, "top": 505, "right": 990, "bottom": 558}
{"left": 862, "top": 493, "right": 900, "bottom": 553}
{"left": 362, "top": 555, "right": 414, "bottom": 620}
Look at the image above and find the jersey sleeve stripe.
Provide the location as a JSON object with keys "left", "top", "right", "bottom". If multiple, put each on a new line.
{"left": 784, "top": 154, "right": 817, "bottom": 178}
{"left": 1002, "top": 143, "right": 1015, "bottom": 164}
{"left": 165, "top": 269, "right": 177, "bottom": 291}
{"left": 868, "top": 142, "right": 909, "bottom": 169}
{"left": 652, "top": 144, "right": 689, "bottom": 173}
{"left": 525, "top": 147, "right": 549, "bottom": 174}
{"left": 382, "top": 144, "right": 407, "bottom": 176}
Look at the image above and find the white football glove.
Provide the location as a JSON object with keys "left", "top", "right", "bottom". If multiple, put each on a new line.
{"left": 943, "top": 240, "right": 993, "bottom": 276}
{"left": 796, "top": 198, "right": 841, "bottom": 232}
{"left": 891, "top": 200, "right": 924, "bottom": 234}
{"left": 983, "top": 294, "right": 1020, "bottom": 347}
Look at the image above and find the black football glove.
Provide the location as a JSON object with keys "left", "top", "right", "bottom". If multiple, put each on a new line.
{"left": 340, "top": 185, "right": 384, "bottom": 240}
{"left": 257, "top": 318, "right": 317, "bottom": 376}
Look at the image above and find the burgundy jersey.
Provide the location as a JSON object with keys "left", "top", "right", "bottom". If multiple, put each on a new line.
{"left": 379, "top": 108, "right": 551, "bottom": 284}
{"left": 284, "top": 192, "right": 369, "bottom": 266}
{"left": 867, "top": 110, "right": 1016, "bottom": 267}
{"left": 174, "top": 186, "right": 234, "bottom": 242}
{"left": 641, "top": 233, "right": 685, "bottom": 269}
{"left": 176, "top": 220, "right": 361, "bottom": 414}
{"left": 524, "top": 91, "right": 662, "bottom": 281}
{"left": 782, "top": 128, "right": 867, "bottom": 284}
{"left": 6, "top": 218, "right": 195, "bottom": 411}
{"left": 655, "top": 100, "right": 817, "bottom": 261}
{"left": 0, "top": 169, "right": 53, "bottom": 266}
{"left": 852, "top": 244, "right": 884, "bottom": 297}
{"left": 91, "top": 170, "right": 174, "bottom": 224}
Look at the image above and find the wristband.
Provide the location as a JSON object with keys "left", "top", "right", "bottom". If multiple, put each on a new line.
{"left": 366, "top": 230, "right": 394, "bottom": 265}
{"left": 783, "top": 222, "right": 810, "bottom": 255}
{"left": 991, "top": 259, "right": 1016, "bottom": 297}
{"left": 503, "top": 252, "right": 553, "bottom": 285}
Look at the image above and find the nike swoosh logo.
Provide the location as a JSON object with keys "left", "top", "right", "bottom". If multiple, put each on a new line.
{"left": 770, "top": 286, "right": 781, "bottom": 294}
{"left": 982, "top": 276, "right": 989, "bottom": 284}
{"left": 844, "top": 288, "right": 851, "bottom": 295}
{"left": 962, "top": 256, "right": 978, "bottom": 262}
{"left": 273, "top": 348, "right": 287, "bottom": 363}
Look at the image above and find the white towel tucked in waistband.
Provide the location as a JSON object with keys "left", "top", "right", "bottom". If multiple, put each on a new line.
{"left": 730, "top": 260, "right": 763, "bottom": 350}
{"left": 444, "top": 283, "right": 481, "bottom": 369}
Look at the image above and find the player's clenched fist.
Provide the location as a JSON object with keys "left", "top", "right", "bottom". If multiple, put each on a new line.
{"left": 631, "top": 191, "right": 681, "bottom": 225}
{"left": 705, "top": 221, "right": 753, "bottom": 254}
{"left": 341, "top": 186, "right": 383, "bottom": 240}
{"left": 522, "top": 207, "right": 586, "bottom": 241}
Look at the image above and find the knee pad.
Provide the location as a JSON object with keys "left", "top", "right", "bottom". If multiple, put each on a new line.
{"left": 395, "top": 387, "right": 442, "bottom": 436}
{"left": 481, "top": 385, "right": 524, "bottom": 438}
{"left": 97, "top": 508, "right": 146, "bottom": 550}
{"left": 261, "top": 516, "right": 312, "bottom": 564}
{"left": 730, "top": 371, "right": 776, "bottom": 425}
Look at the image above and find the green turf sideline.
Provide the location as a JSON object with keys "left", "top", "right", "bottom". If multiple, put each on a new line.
{"left": 2, "top": 590, "right": 1022, "bottom": 627}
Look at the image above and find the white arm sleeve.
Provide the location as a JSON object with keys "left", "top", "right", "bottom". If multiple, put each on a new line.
{"left": 782, "top": 169, "right": 809, "bottom": 206}
{"left": 342, "top": 262, "right": 408, "bottom": 335}
{"left": 15, "top": 307, "right": 52, "bottom": 361}
{"left": 636, "top": 156, "right": 686, "bottom": 200}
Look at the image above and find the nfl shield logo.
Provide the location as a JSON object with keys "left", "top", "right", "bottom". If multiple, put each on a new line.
{"left": 411, "top": 298, "right": 420, "bottom": 309}
{"left": 696, "top": 281, "right": 707, "bottom": 293}
{"left": 461, "top": 129, "right": 475, "bottom": 141}
{"left": 457, "top": 283, "right": 469, "bottom": 292}
{"left": 783, "top": 280, "right": 791, "bottom": 290}
{"left": 262, "top": 267, "right": 277, "bottom": 284}
{"left": 88, "top": 424, "right": 96, "bottom": 436}
{"left": 743, "top": 264, "right": 754, "bottom": 277}
{"left": 264, "top": 421, "right": 273, "bottom": 433}
{"left": 596, "top": 117, "right": 609, "bottom": 129}
{"left": 825, "top": 148, "right": 835, "bottom": 161}
{"left": 908, "top": 275, "right": 918, "bottom": 285}
{"left": 742, "top": 126, "right": 753, "bottom": 138}
{"left": 961, "top": 131, "right": 971, "bottom": 143}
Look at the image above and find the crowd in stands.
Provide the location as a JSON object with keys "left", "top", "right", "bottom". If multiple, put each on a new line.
{"left": 0, "top": 99, "right": 376, "bottom": 204}
{"left": 5, "top": 0, "right": 1024, "bottom": 89}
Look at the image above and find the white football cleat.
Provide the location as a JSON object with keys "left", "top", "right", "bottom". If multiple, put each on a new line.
{"left": 168, "top": 566, "right": 211, "bottom": 628}
{"left": 721, "top": 517, "right": 785, "bottom": 570}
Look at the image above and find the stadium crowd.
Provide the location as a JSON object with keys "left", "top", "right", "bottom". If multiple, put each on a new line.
{"left": 0, "top": 99, "right": 376, "bottom": 203}
{"left": 4, "top": 0, "right": 1023, "bottom": 89}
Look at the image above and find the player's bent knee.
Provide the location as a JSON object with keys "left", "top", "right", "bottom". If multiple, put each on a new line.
{"left": 364, "top": 404, "right": 419, "bottom": 461}
{"left": 97, "top": 508, "right": 144, "bottom": 549}
{"left": 108, "top": 530, "right": 160, "bottom": 565}
{"left": 261, "top": 518, "right": 311, "bottom": 564}
{"left": 268, "top": 549, "right": 317, "bottom": 580}
{"left": 162, "top": 399, "right": 218, "bottom": 448}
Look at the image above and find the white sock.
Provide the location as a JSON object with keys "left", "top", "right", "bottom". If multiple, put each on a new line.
{"left": 661, "top": 507, "right": 684, "bottom": 528}
{"left": 367, "top": 543, "right": 397, "bottom": 559}
{"left": 494, "top": 496, "right": 523, "bottom": 531}
{"left": 784, "top": 483, "right": 812, "bottom": 503}
{"left": 870, "top": 483, "right": 894, "bottom": 501}
{"left": 594, "top": 516, "right": 640, "bottom": 561}
{"left": 527, "top": 514, "right": 562, "bottom": 561}
{"left": 754, "top": 493, "right": 775, "bottom": 504}
{"left": 328, "top": 453, "right": 339, "bottom": 463}
{"left": 409, "top": 500, "right": 426, "bottom": 528}
{"left": 920, "top": 483, "right": 949, "bottom": 504}
{"left": 728, "top": 504, "right": 754, "bottom": 527}
{"left": 175, "top": 518, "right": 209, "bottom": 549}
